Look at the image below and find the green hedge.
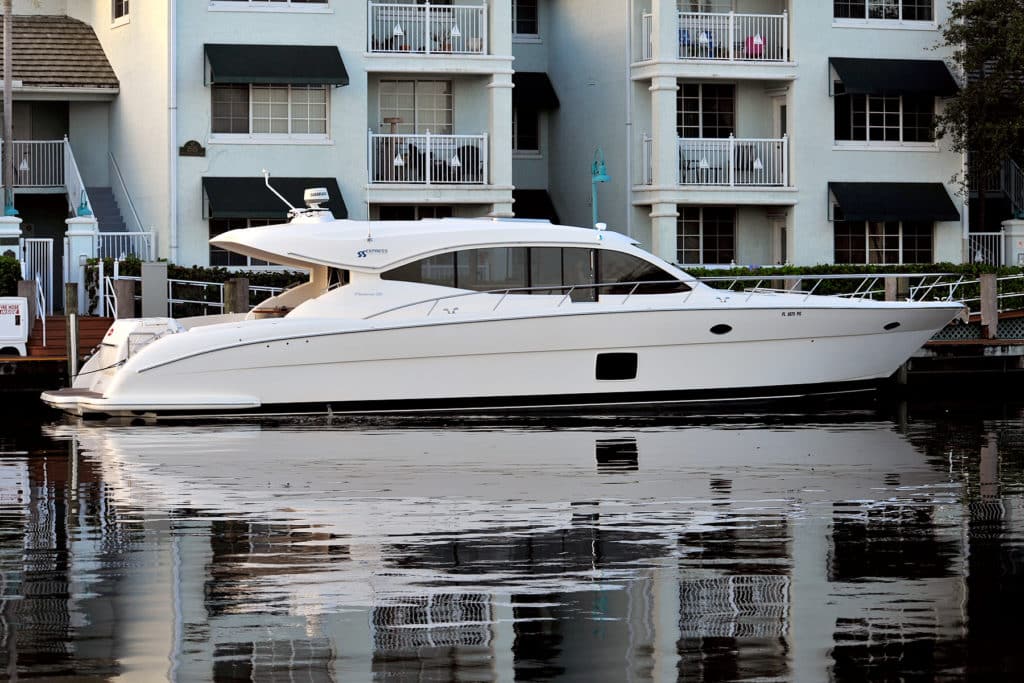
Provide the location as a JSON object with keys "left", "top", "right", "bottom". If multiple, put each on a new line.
{"left": 0, "top": 253, "right": 20, "bottom": 297}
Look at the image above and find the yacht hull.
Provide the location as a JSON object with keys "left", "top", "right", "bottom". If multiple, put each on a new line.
{"left": 42, "top": 302, "right": 960, "bottom": 418}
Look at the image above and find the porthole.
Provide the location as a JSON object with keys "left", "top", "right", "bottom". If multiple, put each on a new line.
{"left": 883, "top": 322, "right": 901, "bottom": 331}
{"left": 710, "top": 324, "right": 732, "bottom": 335}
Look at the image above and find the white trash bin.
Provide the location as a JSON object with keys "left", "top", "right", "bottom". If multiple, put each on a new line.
{"left": 0, "top": 297, "right": 30, "bottom": 356}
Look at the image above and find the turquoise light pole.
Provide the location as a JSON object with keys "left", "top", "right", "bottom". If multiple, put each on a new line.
{"left": 591, "top": 147, "right": 610, "bottom": 227}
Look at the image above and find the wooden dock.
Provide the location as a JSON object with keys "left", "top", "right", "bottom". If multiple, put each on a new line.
{"left": 1, "top": 316, "right": 113, "bottom": 395}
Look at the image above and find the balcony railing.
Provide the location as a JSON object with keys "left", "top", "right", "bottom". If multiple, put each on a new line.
{"left": 640, "top": 11, "right": 788, "bottom": 62}
{"left": 368, "top": 2, "right": 487, "bottom": 55}
{"left": 369, "top": 132, "right": 489, "bottom": 184}
{"left": 678, "top": 136, "right": 788, "bottom": 187}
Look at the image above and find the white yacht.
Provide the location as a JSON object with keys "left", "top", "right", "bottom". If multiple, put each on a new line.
{"left": 43, "top": 189, "right": 963, "bottom": 419}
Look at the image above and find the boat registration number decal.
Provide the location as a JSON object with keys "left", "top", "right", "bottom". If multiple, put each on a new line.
{"left": 781, "top": 311, "right": 802, "bottom": 317}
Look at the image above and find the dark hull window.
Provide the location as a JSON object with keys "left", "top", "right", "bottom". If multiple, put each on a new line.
{"left": 596, "top": 353, "right": 638, "bottom": 381}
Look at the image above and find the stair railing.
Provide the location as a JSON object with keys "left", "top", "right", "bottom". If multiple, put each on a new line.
{"left": 35, "top": 271, "right": 46, "bottom": 347}
{"left": 63, "top": 136, "right": 93, "bottom": 216}
{"left": 1002, "top": 158, "right": 1024, "bottom": 218}
{"left": 108, "top": 152, "right": 154, "bottom": 260}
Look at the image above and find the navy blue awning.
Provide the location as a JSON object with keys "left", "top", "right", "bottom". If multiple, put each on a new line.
{"left": 830, "top": 57, "right": 958, "bottom": 96}
{"left": 205, "top": 44, "right": 349, "bottom": 86}
{"left": 829, "top": 182, "right": 959, "bottom": 222}
{"left": 203, "top": 177, "right": 348, "bottom": 219}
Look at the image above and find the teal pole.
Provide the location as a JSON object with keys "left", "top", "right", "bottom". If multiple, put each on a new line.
{"left": 591, "top": 148, "right": 610, "bottom": 227}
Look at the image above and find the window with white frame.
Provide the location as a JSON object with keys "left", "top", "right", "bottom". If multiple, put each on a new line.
{"left": 379, "top": 80, "right": 452, "bottom": 134}
{"left": 211, "top": 84, "right": 328, "bottom": 137}
{"left": 512, "top": 107, "right": 540, "bottom": 153}
{"left": 677, "top": 206, "right": 735, "bottom": 265}
{"left": 833, "top": 0, "right": 932, "bottom": 22}
{"left": 209, "top": 218, "right": 274, "bottom": 266}
{"left": 833, "top": 82, "right": 934, "bottom": 144}
{"left": 833, "top": 220, "right": 932, "bottom": 264}
{"left": 113, "top": 0, "right": 129, "bottom": 20}
{"left": 513, "top": 0, "right": 538, "bottom": 35}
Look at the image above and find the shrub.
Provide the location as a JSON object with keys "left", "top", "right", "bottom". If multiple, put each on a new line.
{"left": 0, "top": 253, "right": 20, "bottom": 297}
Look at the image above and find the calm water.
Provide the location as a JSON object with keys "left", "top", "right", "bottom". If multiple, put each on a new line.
{"left": 0, "top": 401, "right": 1022, "bottom": 681}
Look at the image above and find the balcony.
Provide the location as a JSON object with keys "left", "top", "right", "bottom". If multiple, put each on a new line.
{"left": 368, "top": 2, "right": 488, "bottom": 56}
{"left": 369, "top": 132, "right": 489, "bottom": 185}
{"left": 675, "top": 136, "right": 788, "bottom": 187}
{"left": 642, "top": 10, "right": 788, "bottom": 62}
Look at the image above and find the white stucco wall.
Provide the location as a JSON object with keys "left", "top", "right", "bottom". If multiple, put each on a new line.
{"left": 786, "top": 1, "right": 962, "bottom": 265}
{"left": 547, "top": 0, "right": 634, "bottom": 233}
{"left": 68, "top": 102, "right": 110, "bottom": 188}
{"left": 68, "top": 0, "right": 171, "bottom": 253}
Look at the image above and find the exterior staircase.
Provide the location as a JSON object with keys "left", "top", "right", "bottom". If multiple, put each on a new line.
{"left": 27, "top": 316, "right": 114, "bottom": 359}
{"left": 86, "top": 187, "right": 127, "bottom": 232}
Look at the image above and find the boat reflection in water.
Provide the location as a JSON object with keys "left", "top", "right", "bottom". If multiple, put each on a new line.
{"left": 4, "top": 413, "right": 1017, "bottom": 680}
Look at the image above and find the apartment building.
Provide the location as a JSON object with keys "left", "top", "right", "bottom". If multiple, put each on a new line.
{"left": 1, "top": 0, "right": 978, "bottom": 313}
{"left": 2, "top": 0, "right": 515, "bottom": 296}
{"left": 523, "top": 0, "right": 966, "bottom": 267}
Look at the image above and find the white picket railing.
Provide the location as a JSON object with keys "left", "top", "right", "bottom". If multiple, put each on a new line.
{"left": 1002, "top": 158, "right": 1024, "bottom": 217}
{"left": 368, "top": 2, "right": 487, "bottom": 55}
{"left": 677, "top": 11, "right": 788, "bottom": 62}
{"left": 98, "top": 232, "right": 156, "bottom": 261}
{"left": 20, "top": 238, "right": 53, "bottom": 315}
{"left": 369, "top": 132, "right": 488, "bottom": 184}
{"left": 678, "top": 136, "right": 788, "bottom": 187}
{"left": 7, "top": 140, "right": 64, "bottom": 188}
{"left": 641, "top": 12, "right": 653, "bottom": 61}
{"left": 968, "top": 232, "right": 1004, "bottom": 266}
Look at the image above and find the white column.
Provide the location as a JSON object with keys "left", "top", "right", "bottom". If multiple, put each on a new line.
{"left": 488, "top": 70, "right": 515, "bottom": 217}
{"left": 650, "top": 203, "right": 679, "bottom": 263}
{"left": 0, "top": 214, "right": 21, "bottom": 253}
{"left": 652, "top": 0, "right": 679, "bottom": 62}
{"left": 65, "top": 216, "right": 98, "bottom": 315}
{"left": 649, "top": 71, "right": 679, "bottom": 262}
{"left": 487, "top": 0, "right": 514, "bottom": 217}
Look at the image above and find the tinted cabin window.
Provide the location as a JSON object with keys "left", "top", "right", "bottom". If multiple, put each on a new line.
{"left": 457, "top": 247, "right": 528, "bottom": 290}
{"left": 562, "top": 248, "right": 596, "bottom": 302}
{"left": 382, "top": 252, "right": 456, "bottom": 287}
{"left": 598, "top": 250, "right": 691, "bottom": 294}
{"left": 529, "top": 246, "right": 563, "bottom": 294}
{"left": 383, "top": 246, "right": 688, "bottom": 297}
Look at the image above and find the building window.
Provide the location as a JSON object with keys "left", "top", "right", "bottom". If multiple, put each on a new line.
{"left": 677, "top": 83, "right": 735, "bottom": 138}
{"left": 833, "top": 1, "right": 932, "bottom": 22}
{"left": 377, "top": 205, "right": 453, "bottom": 221}
{"left": 834, "top": 83, "right": 934, "bottom": 144}
{"left": 677, "top": 206, "right": 735, "bottom": 265}
{"left": 379, "top": 80, "right": 452, "bottom": 134}
{"left": 113, "top": 0, "right": 129, "bottom": 20}
{"left": 209, "top": 218, "right": 274, "bottom": 266}
{"left": 833, "top": 221, "right": 933, "bottom": 264}
{"left": 513, "top": 0, "right": 538, "bottom": 35}
{"left": 211, "top": 84, "right": 328, "bottom": 137}
{"left": 512, "top": 107, "right": 540, "bottom": 153}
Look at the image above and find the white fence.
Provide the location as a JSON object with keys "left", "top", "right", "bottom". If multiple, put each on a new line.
{"left": 640, "top": 11, "right": 788, "bottom": 62}
{"left": 6, "top": 140, "right": 64, "bottom": 188}
{"left": 20, "top": 238, "right": 53, "bottom": 315}
{"left": 968, "top": 232, "right": 1004, "bottom": 266}
{"left": 368, "top": 2, "right": 487, "bottom": 54}
{"left": 678, "top": 136, "right": 788, "bottom": 187}
{"left": 98, "top": 232, "right": 156, "bottom": 261}
{"left": 369, "top": 132, "right": 488, "bottom": 184}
